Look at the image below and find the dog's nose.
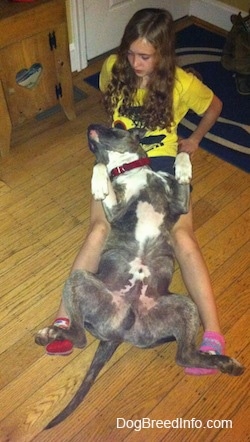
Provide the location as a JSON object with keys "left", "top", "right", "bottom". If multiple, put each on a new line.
{"left": 89, "top": 129, "right": 99, "bottom": 142}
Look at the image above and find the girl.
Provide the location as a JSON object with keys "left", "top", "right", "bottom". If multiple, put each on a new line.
{"left": 47, "top": 9, "right": 224, "bottom": 375}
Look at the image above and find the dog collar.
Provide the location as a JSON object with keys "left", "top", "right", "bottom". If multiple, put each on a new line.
{"left": 110, "top": 157, "right": 150, "bottom": 179}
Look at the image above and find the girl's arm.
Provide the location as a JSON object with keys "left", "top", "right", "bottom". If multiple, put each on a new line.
{"left": 178, "top": 94, "right": 223, "bottom": 157}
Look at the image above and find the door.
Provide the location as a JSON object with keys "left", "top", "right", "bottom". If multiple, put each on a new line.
{"left": 83, "top": 0, "right": 190, "bottom": 60}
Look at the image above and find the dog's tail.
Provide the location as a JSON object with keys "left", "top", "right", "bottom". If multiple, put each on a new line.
{"left": 45, "top": 340, "right": 120, "bottom": 429}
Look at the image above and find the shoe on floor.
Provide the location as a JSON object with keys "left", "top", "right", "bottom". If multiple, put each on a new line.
{"left": 46, "top": 317, "right": 74, "bottom": 356}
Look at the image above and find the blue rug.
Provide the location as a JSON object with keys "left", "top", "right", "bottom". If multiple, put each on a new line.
{"left": 84, "top": 25, "right": 249, "bottom": 173}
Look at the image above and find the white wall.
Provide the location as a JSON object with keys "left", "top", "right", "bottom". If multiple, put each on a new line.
{"left": 69, "top": 0, "right": 190, "bottom": 72}
{"left": 69, "top": 0, "right": 247, "bottom": 72}
{"left": 190, "top": 0, "right": 247, "bottom": 31}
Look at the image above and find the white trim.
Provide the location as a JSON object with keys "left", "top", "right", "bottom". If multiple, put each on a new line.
{"left": 189, "top": 0, "right": 247, "bottom": 31}
{"left": 69, "top": 42, "right": 77, "bottom": 72}
{"left": 69, "top": 0, "right": 87, "bottom": 72}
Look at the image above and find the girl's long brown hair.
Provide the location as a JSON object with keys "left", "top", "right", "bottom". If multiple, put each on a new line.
{"left": 103, "top": 8, "right": 176, "bottom": 131}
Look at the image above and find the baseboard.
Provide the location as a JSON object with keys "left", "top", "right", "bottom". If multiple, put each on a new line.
{"left": 189, "top": 0, "right": 247, "bottom": 31}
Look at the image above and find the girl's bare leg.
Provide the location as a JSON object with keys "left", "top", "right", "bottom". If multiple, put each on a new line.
{"left": 171, "top": 201, "right": 225, "bottom": 375}
{"left": 56, "top": 198, "right": 110, "bottom": 318}
{"left": 45, "top": 199, "right": 109, "bottom": 354}
{"left": 171, "top": 201, "right": 221, "bottom": 333}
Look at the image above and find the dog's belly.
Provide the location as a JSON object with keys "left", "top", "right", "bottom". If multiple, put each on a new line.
{"left": 86, "top": 286, "right": 160, "bottom": 343}
{"left": 100, "top": 198, "right": 170, "bottom": 290}
{"left": 92, "top": 194, "right": 173, "bottom": 343}
{"left": 104, "top": 289, "right": 173, "bottom": 347}
{"left": 121, "top": 257, "right": 150, "bottom": 294}
{"left": 122, "top": 294, "right": 180, "bottom": 347}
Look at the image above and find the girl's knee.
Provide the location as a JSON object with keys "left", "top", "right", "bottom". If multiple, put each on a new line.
{"left": 89, "top": 219, "right": 110, "bottom": 241}
{"left": 172, "top": 225, "right": 198, "bottom": 253}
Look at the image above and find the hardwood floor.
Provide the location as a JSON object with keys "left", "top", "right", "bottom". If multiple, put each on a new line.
{"left": 0, "top": 20, "right": 249, "bottom": 442}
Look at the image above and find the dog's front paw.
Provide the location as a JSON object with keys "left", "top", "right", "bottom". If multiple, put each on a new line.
{"left": 91, "top": 163, "right": 109, "bottom": 200}
{"left": 175, "top": 152, "right": 192, "bottom": 184}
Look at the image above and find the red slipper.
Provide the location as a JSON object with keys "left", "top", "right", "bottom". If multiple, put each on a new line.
{"left": 46, "top": 317, "right": 74, "bottom": 356}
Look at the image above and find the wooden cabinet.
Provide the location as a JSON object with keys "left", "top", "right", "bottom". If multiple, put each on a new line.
{"left": 0, "top": 0, "right": 75, "bottom": 156}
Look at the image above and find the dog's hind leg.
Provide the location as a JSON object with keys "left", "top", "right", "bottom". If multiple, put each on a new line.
{"left": 169, "top": 297, "right": 244, "bottom": 376}
{"left": 45, "top": 340, "right": 120, "bottom": 429}
{"left": 175, "top": 336, "right": 244, "bottom": 376}
{"left": 151, "top": 294, "right": 244, "bottom": 376}
{"left": 35, "top": 322, "right": 87, "bottom": 349}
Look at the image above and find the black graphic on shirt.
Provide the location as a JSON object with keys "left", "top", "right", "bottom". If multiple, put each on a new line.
{"left": 120, "top": 105, "right": 145, "bottom": 128}
{"left": 114, "top": 105, "right": 167, "bottom": 153}
{"left": 140, "top": 134, "right": 166, "bottom": 153}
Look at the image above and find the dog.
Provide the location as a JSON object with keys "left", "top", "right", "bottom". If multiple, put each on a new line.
{"left": 35, "top": 124, "right": 244, "bottom": 429}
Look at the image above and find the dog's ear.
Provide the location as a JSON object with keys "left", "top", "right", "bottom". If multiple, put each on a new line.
{"left": 128, "top": 127, "right": 147, "bottom": 141}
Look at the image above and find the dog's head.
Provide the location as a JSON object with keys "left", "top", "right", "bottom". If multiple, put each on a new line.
{"left": 88, "top": 124, "right": 147, "bottom": 167}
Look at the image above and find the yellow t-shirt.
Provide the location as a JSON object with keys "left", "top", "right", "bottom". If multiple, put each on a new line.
{"left": 99, "top": 54, "right": 214, "bottom": 158}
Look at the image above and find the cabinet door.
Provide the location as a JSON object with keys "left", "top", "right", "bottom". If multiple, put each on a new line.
{"left": 0, "top": 30, "right": 59, "bottom": 126}
{"left": 52, "top": 22, "right": 75, "bottom": 121}
{"left": 0, "top": 80, "right": 11, "bottom": 156}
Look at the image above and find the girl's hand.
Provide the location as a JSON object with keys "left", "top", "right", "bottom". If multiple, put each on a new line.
{"left": 178, "top": 137, "right": 199, "bottom": 158}
{"left": 178, "top": 95, "right": 223, "bottom": 159}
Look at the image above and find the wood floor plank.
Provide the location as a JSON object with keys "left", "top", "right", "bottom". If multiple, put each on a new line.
{"left": 198, "top": 211, "right": 249, "bottom": 273}
{"left": 34, "top": 345, "right": 181, "bottom": 442}
{"left": 1, "top": 341, "right": 134, "bottom": 442}
{"left": 212, "top": 242, "right": 249, "bottom": 295}
{"left": 194, "top": 188, "right": 249, "bottom": 246}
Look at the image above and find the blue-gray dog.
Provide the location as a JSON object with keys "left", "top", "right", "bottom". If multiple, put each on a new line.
{"left": 35, "top": 124, "right": 244, "bottom": 428}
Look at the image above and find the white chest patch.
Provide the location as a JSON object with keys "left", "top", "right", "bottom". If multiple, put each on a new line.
{"left": 117, "top": 169, "right": 148, "bottom": 203}
{"left": 135, "top": 201, "right": 164, "bottom": 246}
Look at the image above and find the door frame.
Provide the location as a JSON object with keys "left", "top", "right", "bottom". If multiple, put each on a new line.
{"left": 69, "top": 0, "right": 87, "bottom": 72}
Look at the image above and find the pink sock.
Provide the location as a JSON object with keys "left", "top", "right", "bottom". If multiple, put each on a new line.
{"left": 53, "top": 317, "right": 70, "bottom": 329}
{"left": 185, "top": 331, "right": 225, "bottom": 376}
